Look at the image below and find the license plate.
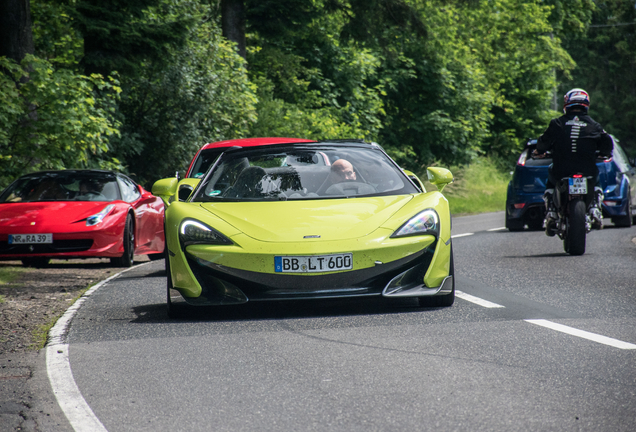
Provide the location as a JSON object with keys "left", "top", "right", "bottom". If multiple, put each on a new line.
{"left": 275, "top": 253, "right": 353, "bottom": 273}
{"left": 568, "top": 177, "right": 587, "bottom": 194}
{"left": 8, "top": 233, "right": 53, "bottom": 244}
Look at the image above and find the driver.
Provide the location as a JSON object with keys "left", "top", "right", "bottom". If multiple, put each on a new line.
{"left": 331, "top": 159, "right": 357, "bottom": 182}
{"left": 78, "top": 179, "right": 103, "bottom": 198}
{"left": 533, "top": 88, "right": 613, "bottom": 233}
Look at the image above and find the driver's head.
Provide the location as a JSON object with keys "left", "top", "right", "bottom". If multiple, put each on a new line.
{"left": 331, "top": 159, "right": 356, "bottom": 181}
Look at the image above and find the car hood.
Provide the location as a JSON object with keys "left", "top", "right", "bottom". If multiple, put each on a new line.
{"left": 0, "top": 202, "right": 121, "bottom": 231}
{"left": 199, "top": 195, "right": 415, "bottom": 242}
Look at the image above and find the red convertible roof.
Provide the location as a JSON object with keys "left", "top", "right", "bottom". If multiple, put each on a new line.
{"left": 199, "top": 137, "right": 315, "bottom": 150}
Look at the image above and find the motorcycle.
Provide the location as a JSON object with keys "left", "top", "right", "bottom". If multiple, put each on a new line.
{"left": 545, "top": 174, "right": 603, "bottom": 255}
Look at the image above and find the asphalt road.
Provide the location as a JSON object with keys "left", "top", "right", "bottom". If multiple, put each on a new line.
{"left": 45, "top": 211, "right": 636, "bottom": 431}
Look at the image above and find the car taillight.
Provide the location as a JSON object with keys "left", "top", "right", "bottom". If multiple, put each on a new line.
{"left": 573, "top": 174, "right": 583, "bottom": 178}
{"left": 517, "top": 151, "right": 528, "bottom": 166}
{"left": 513, "top": 203, "right": 525, "bottom": 209}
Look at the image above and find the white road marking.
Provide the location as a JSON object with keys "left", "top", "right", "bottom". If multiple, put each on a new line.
{"left": 455, "top": 290, "right": 505, "bottom": 308}
{"left": 487, "top": 227, "right": 507, "bottom": 231}
{"left": 451, "top": 233, "right": 474, "bottom": 238}
{"left": 47, "top": 262, "right": 151, "bottom": 432}
{"left": 46, "top": 344, "right": 108, "bottom": 432}
{"left": 525, "top": 319, "right": 636, "bottom": 350}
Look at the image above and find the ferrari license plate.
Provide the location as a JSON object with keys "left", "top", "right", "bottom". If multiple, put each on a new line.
{"left": 275, "top": 253, "right": 353, "bottom": 273}
{"left": 8, "top": 233, "right": 53, "bottom": 244}
{"left": 569, "top": 177, "right": 587, "bottom": 194}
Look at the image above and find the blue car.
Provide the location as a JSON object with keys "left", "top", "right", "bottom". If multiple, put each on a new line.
{"left": 506, "top": 137, "right": 636, "bottom": 231}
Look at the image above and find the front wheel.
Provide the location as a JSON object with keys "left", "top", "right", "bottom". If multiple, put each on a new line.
{"left": 564, "top": 199, "right": 586, "bottom": 256}
{"left": 111, "top": 214, "right": 135, "bottom": 267}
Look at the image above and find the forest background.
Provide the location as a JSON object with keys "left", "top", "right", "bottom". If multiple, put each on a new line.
{"left": 1, "top": 0, "right": 635, "bottom": 190}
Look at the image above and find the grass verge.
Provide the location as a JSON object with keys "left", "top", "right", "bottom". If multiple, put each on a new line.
{"left": 421, "top": 157, "right": 510, "bottom": 215}
{"left": 0, "top": 266, "right": 26, "bottom": 286}
{"left": 30, "top": 284, "right": 92, "bottom": 350}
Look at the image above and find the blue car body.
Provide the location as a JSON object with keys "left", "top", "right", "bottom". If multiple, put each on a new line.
{"left": 506, "top": 137, "right": 636, "bottom": 230}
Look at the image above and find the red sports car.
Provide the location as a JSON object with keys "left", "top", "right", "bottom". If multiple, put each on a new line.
{"left": 0, "top": 170, "right": 165, "bottom": 267}
{"left": 185, "top": 137, "right": 317, "bottom": 179}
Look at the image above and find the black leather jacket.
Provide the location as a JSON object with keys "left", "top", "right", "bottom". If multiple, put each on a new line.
{"left": 537, "top": 110, "right": 613, "bottom": 180}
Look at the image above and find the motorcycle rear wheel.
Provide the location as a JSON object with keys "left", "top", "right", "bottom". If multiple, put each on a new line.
{"left": 563, "top": 199, "right": 586, "bottom": 255}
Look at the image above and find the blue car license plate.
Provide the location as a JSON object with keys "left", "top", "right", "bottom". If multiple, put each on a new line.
{"left": 275, "top": 253, "right": 353, "bottom": 273}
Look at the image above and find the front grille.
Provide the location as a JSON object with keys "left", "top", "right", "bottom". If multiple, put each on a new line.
{"left": 185, "top": 242, "right": 436, "bottom": 302}
{"left": 0, "top": 239, "right": 94, "bottom": 254}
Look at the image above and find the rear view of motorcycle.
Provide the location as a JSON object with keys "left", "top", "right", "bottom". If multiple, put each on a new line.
{"left": 545, "top": 174, "right": 600, "bottom": 255}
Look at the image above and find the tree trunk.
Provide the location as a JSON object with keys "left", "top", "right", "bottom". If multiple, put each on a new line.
{"left": 0, "top": 0, "right": 34, "bottom": 62}
{"left": 221, "top": 0, "right": 246, "bottom": 59}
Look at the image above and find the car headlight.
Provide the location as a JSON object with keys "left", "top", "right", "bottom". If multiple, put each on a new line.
{"left": 179, "top": 219, "right": 232, "bottom": 248}
{"left": 391, "top": 209, "right": 439, "bottom": 238}
{"left": 86, "top": 204, "right": 115, "bottom": 226}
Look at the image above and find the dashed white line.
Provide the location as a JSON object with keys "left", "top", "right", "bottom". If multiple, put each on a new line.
{"left": 451, "top": 233, "right": 474, "bottom": 238}
{"left": 525, "top": 319, "right": 636, "bottom": 350}
{"left": 487, "top": 227, "right": 507, "bottom": 231}
{"left": 455, "top": 290, "right": 505, "bottom": 308}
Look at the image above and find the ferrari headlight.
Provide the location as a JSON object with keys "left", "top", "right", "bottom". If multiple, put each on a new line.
{"left": 86, "top": 204, "right": 115, "bottom": 226}
{"left": 179, "top": 219, "right": 232, "bottom": 248}
{"left": 391, "top": 209, "right": 439, "bottom": 238}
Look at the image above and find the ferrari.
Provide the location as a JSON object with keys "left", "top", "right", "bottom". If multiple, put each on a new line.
{"left": 152, "top": 140, "right": 455, "bottom": 317}
{"left": 0, "top": 170, "right": 165, "bottom": 267}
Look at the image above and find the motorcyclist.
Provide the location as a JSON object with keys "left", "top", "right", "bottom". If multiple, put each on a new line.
{"left": 533, "top": 88, "right": 613, "bottom": 235}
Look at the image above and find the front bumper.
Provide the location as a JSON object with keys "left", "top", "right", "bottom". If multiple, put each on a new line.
{"left": 169, "top": 236, "right": 451, "bottom": 306}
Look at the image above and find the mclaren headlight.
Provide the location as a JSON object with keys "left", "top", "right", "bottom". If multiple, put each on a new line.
{"left": 179, "top": 219, "right": 232, "bottom": 248}
{"left": 391, "top": 209, "right": 440, "bottom": 238}
{"left": 86, "top": 204, "right": 115, "bottom": 226}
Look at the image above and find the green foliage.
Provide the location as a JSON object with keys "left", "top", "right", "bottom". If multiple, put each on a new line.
{"left": 68, "top": 0, "right": 192, "bottom": 77}
{"left": 424, "top": 158, "right": 509, "bottom": 215}
{"left": 457, "top": 0, "right": 575, "bottom": 163}
{"left": 247, "top": 9, "right": 386, "bottom": 143}
{"left": 0, "top": 55, "right": 121, "bottom": 188}
{"left": 109, "top": 13, "right": 258, "bottom": 184}
{"left": 560, "top": 0, "right": 636, "bottom": 155}
{"left": 4, "top": 0, "right": 620, "bottom": 189}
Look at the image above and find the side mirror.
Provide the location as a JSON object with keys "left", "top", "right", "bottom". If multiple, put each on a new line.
{"left": 426, "top": 167, "right": 454, "bottom": 193}
{"left": 151, "top": 178, "right": 178, "bottom": 205}
{"left": 402, "top": 169, "right": 426, "bottom": 192}
{"left": 176, "top": 178, "right": 200, "bottom": 202}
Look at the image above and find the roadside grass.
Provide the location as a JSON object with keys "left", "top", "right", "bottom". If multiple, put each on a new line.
{"left": 0, "top": 266, "right": 26, "bottom": 287}
{"left": 422, "top": 157, "right": 510, "bottom": 215}
{"left": 30, "top": 284, "right": 92, "bottom": 350}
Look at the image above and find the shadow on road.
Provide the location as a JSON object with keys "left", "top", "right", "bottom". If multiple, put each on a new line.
{"left": 130, "top": 295, "right": 446, "bottom": 324}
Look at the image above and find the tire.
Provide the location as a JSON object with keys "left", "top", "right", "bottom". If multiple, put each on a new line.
{"left": 564, "top": 199, "right": 586, "bottom": 256}
{"left": 21, "top": 257, "right": 50, "bottom": 268}
{"left": 111, "top": 214, "right": 135, "bottom": 267}
{"left": 506, "top": 217, "right": 524, "bottom": 232}
{"left": 613, "top": 194, "right": 632, "bottom": 228}
{"left": 419, "top": 245, "right": 455, "bottom": 307}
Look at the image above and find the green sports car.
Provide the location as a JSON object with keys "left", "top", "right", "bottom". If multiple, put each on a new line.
{"left": 152, "top": 139, "right": 455, "bottom": 317}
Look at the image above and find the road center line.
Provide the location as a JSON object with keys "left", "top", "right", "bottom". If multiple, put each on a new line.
{"left": 455, "top": 290, "right": 505, "bottom": 308}
{"left": 451, "top": 233, "right": 474, "bottom": 238}
{"left": 525, "top": 319, "right": 636, "bottom": 350}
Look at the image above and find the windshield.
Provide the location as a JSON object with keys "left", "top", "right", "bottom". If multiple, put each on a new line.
{"left": 192, "top": 145, "right": 418, "bottom": 202}
{"left": 0, "top": 172, "right": 121, "bottom": 203}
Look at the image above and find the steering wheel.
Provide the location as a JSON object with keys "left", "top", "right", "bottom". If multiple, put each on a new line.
{"left": 324, "top": 181, "right": 377, "bottom": 196}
